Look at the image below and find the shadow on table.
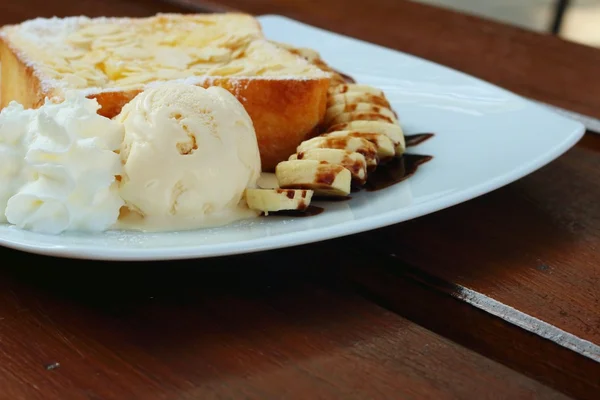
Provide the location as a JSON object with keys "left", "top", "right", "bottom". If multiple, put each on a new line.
{"left": 0, "top": 241, "right": 415, "bottom": 390}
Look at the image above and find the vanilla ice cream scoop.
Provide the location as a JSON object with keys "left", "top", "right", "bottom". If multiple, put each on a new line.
{"left": 116, "top": 83, "right": 261, "bottom": 230}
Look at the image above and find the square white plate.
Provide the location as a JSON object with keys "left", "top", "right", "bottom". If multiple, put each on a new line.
{"left": 0, "top": 15, "right": 584, "bottom": 261}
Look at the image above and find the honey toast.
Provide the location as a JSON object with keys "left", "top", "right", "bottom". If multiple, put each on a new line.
{"left": 0, "top": 13, "right": 331, "bottom": 170}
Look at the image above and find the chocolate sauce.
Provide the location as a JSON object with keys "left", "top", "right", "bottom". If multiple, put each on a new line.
{"left": 300, "top": 205, "right": 325, "bottom": 216}
{"left": 316, "top": 171, "right": 336, "bottom": 185}
{"left": 365, "top": 154, "right": 433, "bottom": 192}
{"left": 269, "top": 205, "right": 324, "bottom": 217}
{"left": 405, "top": 133, "right": 435, "bottom": 147}
{"left": 313, "top": 196, "right": 352, "bottom": 202}
{"left": 275, "top": 189, "right": 297, "bottom": 199}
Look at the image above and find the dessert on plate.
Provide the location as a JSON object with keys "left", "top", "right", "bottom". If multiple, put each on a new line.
{"left": 0, "top": 13, "right": 427, "bottom": 235}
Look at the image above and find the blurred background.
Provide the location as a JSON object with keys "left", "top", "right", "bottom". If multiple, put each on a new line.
{"left": 413, "top": 0, "right": 600, "bottom": 47}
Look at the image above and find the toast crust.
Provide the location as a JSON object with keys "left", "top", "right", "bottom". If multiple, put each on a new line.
{"left": 204, "top": 78, "right": 329, "bottom": 171}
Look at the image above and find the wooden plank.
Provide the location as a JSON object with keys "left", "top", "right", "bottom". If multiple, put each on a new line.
{"left": 0, "top": 244, "right": 569, "bottom": 400}
{"left": 336, "top": 245, "right": 600, "bottom": 400}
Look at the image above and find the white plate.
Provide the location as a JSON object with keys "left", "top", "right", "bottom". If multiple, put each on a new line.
{"left": 0, "top": 15, "right": 585, "bottom": 261}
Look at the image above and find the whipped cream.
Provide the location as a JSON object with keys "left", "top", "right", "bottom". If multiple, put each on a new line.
{"left": 0, "top": 103, "right": 33, "bottom": 222}
{"left": 0, "top": 94, "right": 124, "bottom": 234}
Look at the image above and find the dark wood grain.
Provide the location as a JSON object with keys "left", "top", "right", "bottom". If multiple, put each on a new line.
{"left": 0, "top": 244, "right": 568, "bottom": 400}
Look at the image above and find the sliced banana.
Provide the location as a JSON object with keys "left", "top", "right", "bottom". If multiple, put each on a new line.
{"left": 245, "top": 188, "right": 313, "bottom": 214}
{"left": 296, "top": 135, "right": 378, "bottom": 168}
{"left": 290, "top": 148, "right": 368, "bottom": 185}
{"left": 327, "top": 120, "right": 406, "bottom": 156}
{"left": 327, "top": 92, "right": 391, "bottom": 108}
{"left": 256, "top": 172, "right": 280, "bottom": 189}
{"left": 325, "top": 102, "right": 396, "bottom": 126}
{"left": 324, "top": 130, "right": 395, "bottom": 161}
{"left": 329, "top": 74, "right": 348, "bottom": 87}
{"left": 329, "top": 84, "right": 385, "bottom": 97}
{"left": 276, "top": 160, "right": 351, "bottom": 197}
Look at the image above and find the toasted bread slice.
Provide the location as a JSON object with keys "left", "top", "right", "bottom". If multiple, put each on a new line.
{"left": 0, "top": 13, "right": 331, "bottom": 171}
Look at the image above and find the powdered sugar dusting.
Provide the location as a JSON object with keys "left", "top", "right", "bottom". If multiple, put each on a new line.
{"left": 1, "top": 14, "right": 330, "bottom": 101}
{"left": 16, "top": 16, "right": 88, "bottom": 43}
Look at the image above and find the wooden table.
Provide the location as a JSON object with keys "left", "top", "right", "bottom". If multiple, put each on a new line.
{"left": 1, "top": 0, "right": 599, "bottom": 399}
